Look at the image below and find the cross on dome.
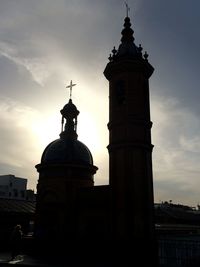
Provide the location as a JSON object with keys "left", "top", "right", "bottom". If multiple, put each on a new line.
{"left": 66, "top": 80, "right": 76, "bottom": 99}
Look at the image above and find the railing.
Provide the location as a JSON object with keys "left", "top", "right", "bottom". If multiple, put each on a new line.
{"left": 159, "top": 238, "right": 200, "bottom": 267}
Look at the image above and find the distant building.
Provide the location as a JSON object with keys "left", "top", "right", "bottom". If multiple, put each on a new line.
{"left": 0, "top": 174, "right": 27, "bottom": 200}
{"left": 155, "top": 202, "right": 200, "bottom": 233}
{"left": 0, "top": 176, "right": 35, "bottom": 250}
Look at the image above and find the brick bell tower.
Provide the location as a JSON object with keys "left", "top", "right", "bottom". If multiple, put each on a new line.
{"left": 104, "top": 16, "right": 158, "bottom": 265}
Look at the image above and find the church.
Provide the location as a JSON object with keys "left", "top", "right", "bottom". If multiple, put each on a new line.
{"left": 34, "top": 14, "right": 158, "bottom": 265}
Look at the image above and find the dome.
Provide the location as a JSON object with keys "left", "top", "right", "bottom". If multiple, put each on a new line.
{"left": 41, "top": 138, "right": 93, "bottom": 165}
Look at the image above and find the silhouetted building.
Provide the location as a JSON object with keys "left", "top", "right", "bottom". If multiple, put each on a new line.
{"left": 35, "top": 98, "right": 98, "bottom": 246}
{"left": 34, "top": 15, "right": 158, "bottom": 265}
{"left": 104, "top": 16, "right": 157, "bottom": 265}
{"left": 0, "top": 175, "right": 27, "bottom": 200}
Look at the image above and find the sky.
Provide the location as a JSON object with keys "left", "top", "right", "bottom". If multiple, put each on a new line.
{"left": 0, "top": 0, "right": 200, "bottom": 206}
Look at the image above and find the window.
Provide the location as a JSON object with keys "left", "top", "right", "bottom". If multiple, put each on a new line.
{"left": 20, "top": 190, "right": 25, "bottom": 198}
{"left": 115, "top": 80, "right": 126, "bottom": 104}
{"left": 13, "top": 189, "right": 18, "bottom": 197}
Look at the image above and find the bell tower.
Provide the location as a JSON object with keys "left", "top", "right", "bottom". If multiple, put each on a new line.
{"left": 104, "top": 16, "right": 158, "bottom": 264}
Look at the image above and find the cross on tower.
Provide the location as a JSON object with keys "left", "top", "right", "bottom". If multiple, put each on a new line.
{"left": 124, "top": 1, "right": 130, "bottom": 17}
{"left": 66, "top": 80, "right": 76, "bottom": 99}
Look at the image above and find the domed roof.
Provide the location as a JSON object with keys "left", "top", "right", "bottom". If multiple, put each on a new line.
{"left": 41, "top": 138, "right": 93, "bottom": 165}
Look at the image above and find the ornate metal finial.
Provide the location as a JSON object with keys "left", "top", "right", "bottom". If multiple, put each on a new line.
{"left": 138, "top": 44, "right": 143, "bottom": 52}
{"left": 138, "top": 44, "right": 143, "bottom": 57}
{"left": 144, "top": 51, "right": 149, "bottom": 61}
{"left": 124, "top": 1, "right": 130, "bottom": 17}
{"left": 112, "top": 46, "right": 117, "bottom": 56}
{"left": 66, "top": 80, "right": 76, "bottom": 99}
{"left": 108, "top": 54, "right": 113, "bottom": 62}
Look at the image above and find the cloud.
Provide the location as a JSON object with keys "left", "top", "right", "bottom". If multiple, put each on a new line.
{"left": 0, "top": 40, "right": 62, "bottom": 86}
{"left": 180, "top": 136, "right": 200, "bottom": 153}
{"left": 152, "top": 94, "right": 200, "bottom": 205}
{"left": 154, "top": 178, "right": 200, "bottom": 206}
{"left": 0, "top": 97, "right": 42, "bottom": 188}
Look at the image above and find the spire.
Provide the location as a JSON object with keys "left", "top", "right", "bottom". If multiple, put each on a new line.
{"left": 121, "top": 17, "right": 135, "bottom": 43}
{"left": 108, "top": 16, "right": 149, "bottom": 62}
{"left": 60, "top": 84, "right": 80, "bottom": 140}
{"left": 104, "top": 16, "right": 154, "bottom": 79}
